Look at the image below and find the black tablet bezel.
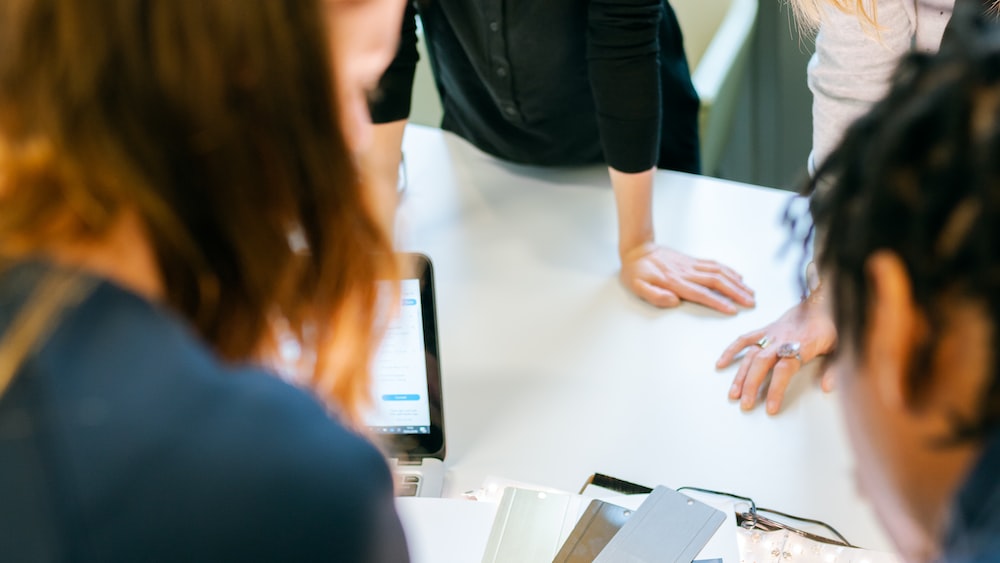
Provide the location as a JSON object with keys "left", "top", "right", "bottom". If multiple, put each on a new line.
{"left": 371, "top": 253, "right": 445, "bottom": 461}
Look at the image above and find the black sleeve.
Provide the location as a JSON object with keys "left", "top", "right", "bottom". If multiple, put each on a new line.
{"left": 370, "top": 2, "right": 420, "bottom": 124}
{"left": 586, "top": 0, "right": 663, "bottom": 173}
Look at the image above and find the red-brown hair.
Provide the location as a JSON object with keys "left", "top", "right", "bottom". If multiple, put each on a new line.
{"left": 0, "top": 0, "right": 396, "bottom": 425}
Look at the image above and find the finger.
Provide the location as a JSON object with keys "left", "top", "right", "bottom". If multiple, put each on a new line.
{"left": 695, "top": 264, "right": 756, "bottom": 302}
{"left": 695, "top": 260, "right": 747, "bottom": 284}
{"left": 693, "top": 260, "right": 723, "bottom": 274}
{"left": 821, "top": 368, "right": 837, "bottom": 392}
{"left": 729, "top": 350, "right": 758, "bottom": 400}
{"left": 739, "top": 352, "right": 778, "bottom": 410}
{"left": 716, "top": 329, "right": 767, "bottom": 369}
{"left": 632, "top": 278, "right": 681, "bottom": 308}
{"left": 667, "top": 277, "right": 738, "bottom": 315}
{"left": 733, "top": 275, "right": 755, "bottom": 298}
{"left": 687, "top": 272, "right": 755, "bottom": 308}
{"left": 765, "top": 358, "right": 802, "bottom": 415}
{"left": 720, "top": 265, "right": 746, "bottom": 283}
{"left": 718, "top": 266, "right": 755, "bottom": 297}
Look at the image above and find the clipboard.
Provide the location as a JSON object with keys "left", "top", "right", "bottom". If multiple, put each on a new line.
{"left": 592, "top": 486, "right": 727, "bottom": 563}
{"left": 553, "top": 499, "right": 634, "bottom": 563}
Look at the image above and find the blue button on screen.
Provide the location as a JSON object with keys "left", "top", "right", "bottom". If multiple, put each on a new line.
{"left": 382, "top": 394, "right": 420, "bottom": 401}
{"left": 402, "top": 298, "right": 417, "bottom": 306}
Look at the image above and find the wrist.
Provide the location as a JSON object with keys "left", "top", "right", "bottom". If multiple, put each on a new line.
{"left": 804, "top": 261, "right": 825, "bottom": 304}
{"left": 619, "top": 239, "right": 657, "bottom": 263}
{"left": 609, "top": 167, "right": 655, "bottom": 260}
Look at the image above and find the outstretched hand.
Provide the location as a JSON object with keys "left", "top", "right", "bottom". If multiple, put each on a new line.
{"left": 715, "top": 296, "right": 837, "bottom": 414}
{"left": 619, "top": 243, "right": 755, "bottom": 314}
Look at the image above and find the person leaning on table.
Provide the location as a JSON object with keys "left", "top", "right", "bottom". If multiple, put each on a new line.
{"left": 796, "top": 9, "right": 1000, "bottom": 558}
{"left": 0, "top": 0, "right": 410, "bottom": 560}
{"left": 363, "top": 0, "right": 757, "bottom": 315}
{"left": 715, "top": 0, "right": 995, "bottom": 415}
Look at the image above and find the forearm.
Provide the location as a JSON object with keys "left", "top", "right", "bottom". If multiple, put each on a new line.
{"left": 359, "top": 120, "right": 407, "bottom": 230}
{"left": 368, "top": 120, "right": 407, "bottom": 179}
{"left": 587, "top": 0, "right": 662, "bottom": 174}
{"left": 609, "top": 167, "right": 656, "bottom": 258}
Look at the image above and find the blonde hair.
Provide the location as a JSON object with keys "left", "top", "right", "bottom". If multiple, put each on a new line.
{"left": 792, "top": 0, "right": 1000, "bottom": 31}
{"left": 787, "top": 0, "right": 879, "bottom": 30}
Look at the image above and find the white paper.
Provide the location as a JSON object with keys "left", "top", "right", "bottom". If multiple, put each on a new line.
{"left": 396, "top": 497, "right": 499, "bottom": 563}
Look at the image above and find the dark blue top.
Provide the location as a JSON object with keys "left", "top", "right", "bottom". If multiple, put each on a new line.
{"left": 0, "top": 263, "right": 409, "bottom": 562}
{"left": 943, "top": 430, "right": 1000, "bottom": 561}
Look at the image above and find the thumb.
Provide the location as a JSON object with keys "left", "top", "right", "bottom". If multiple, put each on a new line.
{"left": 820, "top": 368, "right": 837, "bottom": 393}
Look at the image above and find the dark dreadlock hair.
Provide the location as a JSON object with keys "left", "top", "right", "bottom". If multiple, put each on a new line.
{"left": 799, "top": 3, "right": 1000, "bottom": 442}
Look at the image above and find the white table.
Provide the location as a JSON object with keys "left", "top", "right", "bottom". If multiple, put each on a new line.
{"left": 396, "top": 125, "right": 893, "bottom": 552}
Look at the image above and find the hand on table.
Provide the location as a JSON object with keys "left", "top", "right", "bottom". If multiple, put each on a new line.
{"left": 619, "top": 243, "right": 756, "bottom": 314}
{"left": 715, "top": 297, "right": 837, "bottom": 414}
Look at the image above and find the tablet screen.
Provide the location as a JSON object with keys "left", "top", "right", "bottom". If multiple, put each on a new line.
{"left": 365, "top": 253, "right": 445, "bottom": 460}
{"left": 367, "top": 277, "right": 432, "bottom": 434}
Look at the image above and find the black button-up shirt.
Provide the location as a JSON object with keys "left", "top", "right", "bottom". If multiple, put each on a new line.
{"left": 371, "top": 0, "right": 700, "bottom": 174}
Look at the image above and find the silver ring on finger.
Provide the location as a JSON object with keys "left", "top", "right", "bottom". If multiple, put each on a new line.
{"left": 776, "top": 341, "right": 802, "bottom": 362}
{"left": 756, "top": 336, "right": 771, "bottom": 349}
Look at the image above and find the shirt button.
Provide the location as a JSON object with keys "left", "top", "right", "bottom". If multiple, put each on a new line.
{"left": 489, "top": 21, "right": 500, "bottom": 32}
{"left": 496, "top": 67, "right": 507, "bottom": 78}
{"left": 503, "top": 105, "right": 517, "bottom": 116}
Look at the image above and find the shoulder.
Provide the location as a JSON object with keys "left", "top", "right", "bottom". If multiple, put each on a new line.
{"left": 90, "top": 368, "right": 411, "bottom": 561}
{"left": 944, "top": 430, "right": 1000, "bottom": 562}
{"left": 813, "top": 0, "right": 916, "bottom": 50}
{"left": 914, "top": 0, "right": 952, "bottom": 53}
{"left": 22, "top": 277, "right": 407, "bottom": 561}
{"left": 207, "top": 366, "right": 391, "bottom": 492}
{"left": 197, "top": 372, "right": 406, "bottom": 557}
{"left": 170, "top": 368, "right": 409, "bottom": 561}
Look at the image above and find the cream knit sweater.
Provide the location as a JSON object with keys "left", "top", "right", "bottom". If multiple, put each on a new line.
{"left": 808, "top": 0, "right": 953, "bottom": 170}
